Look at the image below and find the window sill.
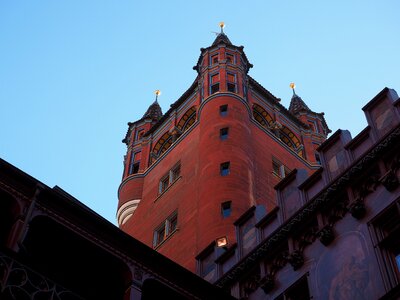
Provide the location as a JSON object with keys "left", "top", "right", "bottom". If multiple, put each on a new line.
{"left": 154, "top": 176, "right": 182, "bottom": 203}
{"left": 154, "top": 228, "right": 179, "bottom": 250}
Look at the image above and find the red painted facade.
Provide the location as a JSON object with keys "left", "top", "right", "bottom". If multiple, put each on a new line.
{"left": 118, "top": 32, "right": 330, "bottom": 272}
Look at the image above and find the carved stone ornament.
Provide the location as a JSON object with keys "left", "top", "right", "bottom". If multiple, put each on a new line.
{"left": 317, "top": 225, "right": 335, "bottom": 246}
{"left": 380, "top": 170, "right": 399, "bottom": 192}
{"left": 260, "top": 274, "right": 275, "bottom": 294}
{"left": 288, "top": 250, "right": 304, "bottom": 271}
{"left": 349, "top": 200, "right": 366, "bottom": 219}
{"left": 133, "top": 267, "right": 143, "bottom": 281}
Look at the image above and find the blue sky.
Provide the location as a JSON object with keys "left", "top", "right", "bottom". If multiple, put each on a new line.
{"left": 1, "top": 1, "right": 399, "bottom": 224}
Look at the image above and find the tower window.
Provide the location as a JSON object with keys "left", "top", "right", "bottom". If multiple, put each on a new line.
{"left": 129, "top": 151, "right": 141, "bottom": 175}
{"left": 227, "top": 73, "right": 236, "bottom": 93}
{"left": 153, "top": 212, "right": 178, "bottom": 248}
{"left": 210, "top": 73, "right": 220, "bottom": 94}
{"left": 226, "top": 53, "right": 234, "bottom": 64}
{"left": 211, "top": 54, "right": 218, "bottom": 65}
{"left": 221, "top": 201, "right": 232, "bottom": 218}
{"left": 220, "top": 127, "right": 229, "bottom": 140}
{"left": 135, "top": 129, "right": 144, "bottom": 141}
{"left": 220, "top": 105, "right": 228, "bottom": 116}
{"left": 220, "top": 162, "right": 230, "bottom": 176}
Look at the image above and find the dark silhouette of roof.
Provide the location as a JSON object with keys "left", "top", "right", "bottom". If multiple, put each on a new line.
{"left": 143, "top": 100, "right": 163, "bottom": 121}
{"left": 289, "top": 92, "right": 311, "bottom": 115}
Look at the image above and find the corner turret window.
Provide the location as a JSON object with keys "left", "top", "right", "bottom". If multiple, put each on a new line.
{"left": 226, "top": 53, "right": 234, "bottom": 64}
{"left": 210, "top": 73, "right": 220, "bottom": 94}
{"left": 135, "top": 129, "right": 144, "bottom": 141}
{"left": 227, "top": 73, "right": 236, "bottom": 93}
{"left": 128, "top": 151, "right": 141, "bottom": 175}
{"left": 210, "top": 54, "right": 218, "bottom": 65}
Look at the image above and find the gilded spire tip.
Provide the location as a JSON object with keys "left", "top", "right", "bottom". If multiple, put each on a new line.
{"left": 219, "top": 22, "right": 225, "bottom": 33}
{"left": 154, "top": 90, "right": 161, "bottom": 101}
{"left": 289, "top": 82, "right": 296, "bottom": 95}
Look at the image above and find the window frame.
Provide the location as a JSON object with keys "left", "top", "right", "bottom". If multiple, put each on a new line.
{"left": 369, "top": 201, "right": 400, "bottom": 289}
{"left": 158, "top": 162, "right": 181, "bottom": 194}
{"left": 226, "top": 72, "right": 237, "bottom": 93}
{"left": 128, "top": 151, "right": 141, "bottom": 175}
{"left": 153, "top": 211, "right": 178, "bottom": 248}
{"left": 272, "top": 158, "right": 291, "bottom": 178}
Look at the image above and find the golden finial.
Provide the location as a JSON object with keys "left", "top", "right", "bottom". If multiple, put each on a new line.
{"left": 154, "top": 90, "right": 161, "bottom": 101}
{"left": 219, "top": 22, "right": 225, "bottom": 33}
{"left": 290, "top": 82, "right": 296, "bottom": 95}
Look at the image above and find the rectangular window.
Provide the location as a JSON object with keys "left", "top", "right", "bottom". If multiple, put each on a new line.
{"left": 272, "top": 158, "right": 290, "bottom": 178}
{"left": 220, "top": 162, "right": 230, "bottom": 176}
{"left": 220, "top": 127, "right": 229, "bottom": 140}
{"left": 210, "top": 73, "right": 220, "bottom": 94}
{"left": 220, "top": 104, "right": 228, "bottom": 116}
{"left": 370, "top": 203, "right": 400, "bottom": 288}
{"left": 227, "top": 73, "right": 236, "bottom": 93}
{"left": 275, "top": 275, "right": 311, "bottom": 300}
{"left": 221, "top": 201, "right": 232, "bottom": 218}
{"left": 153, "top": 212, "right": 178, "bottom": 248}
{"left": 226, "top": 53, "right": 234, "bottom": 64}
{"left": 159, "top": 162, "right": 181, "bottom": 194}
{"left": 211, "top": 54, "right": 218, "bottom": 65}
{"left": 135, "top": 129, "right": 144, "bottom": 141}
{"left": 129, "top": 151, "right": 141, "bottom": 175}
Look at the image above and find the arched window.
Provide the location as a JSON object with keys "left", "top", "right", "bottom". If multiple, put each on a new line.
{"left": 177, "top": 107, "right": 196, "bottom": 133}
{"left": 280, "top": 126, "right": 303, "bottom": 157}
{"left": 253, "top": 104, "right": 273, "bottom": 127}
{"left": 153, "top": 132, "right": 173, "bottom": 156}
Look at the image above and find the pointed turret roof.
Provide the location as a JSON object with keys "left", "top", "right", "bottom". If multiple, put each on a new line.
{"left": 143, "top": 100, "right": 163, "bottom": 121}
{"left": 289, "top": 92, "right": 311, "bottom": 115}
{"left": 212, "top": 33, "right": 232, "bottom": 46}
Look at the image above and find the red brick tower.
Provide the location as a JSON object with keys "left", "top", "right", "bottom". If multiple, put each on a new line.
{"left": 117, "top": 26, "right": 330, "bottom": 272}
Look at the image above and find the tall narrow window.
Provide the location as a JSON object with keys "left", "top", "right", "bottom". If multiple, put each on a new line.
{"left": 221, "top": 201, "right": 232, "bottom": 218}
{"left": 227, "top": 73, "right": 236, "bottom": 93}
{"left": 220, "top": 162, "right": 230, "bottom": 176}
{"left": 129, "top": 151, "right": 141, "bottom": 175}
{"left": 210, "top": 73, "right": 220, "bottom": 94}
{"left": 226, "top": 53, "right": 234, "bottom": 64}
{"left": 220, "top": 127, "right": 229, "bottom": 140}
{"left": 370, "top": 203, "right": 400, "bottom": 288}
{"left": 211, "top": 54, "right": 218, "bottom": 65}
{"left": 220, "top": 104, "right": 228, "bottom": 116}
{"left": 135, "top": 129, "right": 144, "bottom": 141}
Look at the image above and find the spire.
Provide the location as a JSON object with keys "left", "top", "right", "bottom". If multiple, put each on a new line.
{"left": 143, "top": 90, "right": 163, "bottom": 121}
{"left": 288, "top": 83, "right": 311, "bottom": 115}
{"left": 212, "top": 22, "right": 232, "bottom": 46}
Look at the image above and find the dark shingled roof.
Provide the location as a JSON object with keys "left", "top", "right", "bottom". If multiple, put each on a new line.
{"left": 143, "top": 100, "right": 163, "bottom": 121}
{"left": 289, "top": 93, "right": 311, "bottom": 115}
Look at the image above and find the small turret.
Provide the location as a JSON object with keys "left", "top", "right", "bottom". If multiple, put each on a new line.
{"left": 143, "top": 90, "right": 163, "bottom": 121}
